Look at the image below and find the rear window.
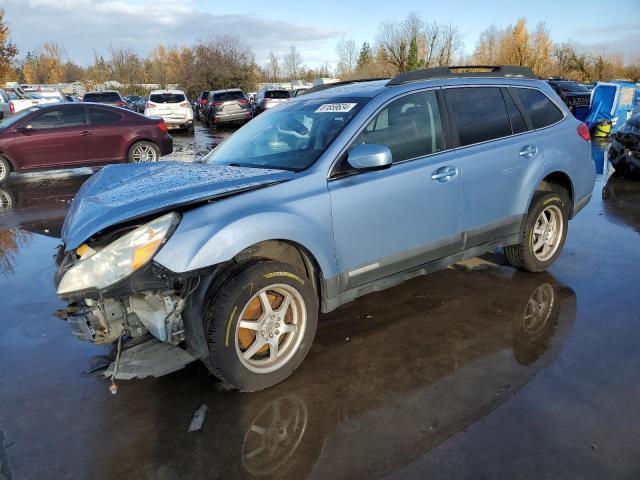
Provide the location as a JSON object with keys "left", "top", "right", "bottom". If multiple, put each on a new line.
{"left": 555, "top": 82, "right": 589, "bottom": 93}
{"left": 444, "top": 87, "right": 511, "bottom": 146}
{"left": 213, "top": 91, "right": 245, "bottom": 102}
{"left": 512, "top": 88, "right": 564, "bottom": 129}
{"left": 149, "top": 93, "right": 186, "bottom": 103}
{"left": 265, "top": 90, "right": 290, "bottom": 99}
{"left": 84, "top": 92, "right": 121, "bottom": 103}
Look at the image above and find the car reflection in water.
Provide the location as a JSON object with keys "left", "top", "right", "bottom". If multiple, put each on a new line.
{"left": 89, "top": 263, "right": 576, "bottom": 480}
{"left": 602, "top": 173, "right": 640, "bottom": 232}
{"left": 0, "top": 174, "right": 90, "bottom": 238}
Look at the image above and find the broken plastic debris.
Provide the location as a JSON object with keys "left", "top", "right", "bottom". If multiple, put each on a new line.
{"left": 188, "top": 405, "right": 208, "bottom": 432}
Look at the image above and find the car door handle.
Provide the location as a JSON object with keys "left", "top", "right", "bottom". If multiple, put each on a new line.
{"left": 81, "top": 130, "right": 92, "bottom": 136}
{"left": 519, "top": 145, "right": 538, "bottom": 159}
{"left": 431, "top": 166, "right": 458, "bottom": 182}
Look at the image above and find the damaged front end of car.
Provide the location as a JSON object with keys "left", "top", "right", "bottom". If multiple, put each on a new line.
{"left": 54, "top": 211, "right": 207, "bottom": 386}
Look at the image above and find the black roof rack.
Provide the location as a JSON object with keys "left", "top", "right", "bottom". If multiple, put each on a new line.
{"left": 387, "top": 65, "right": 536, "bottom": 86}
{"left": 299, "top": 78, "right": 389, "bottom": 96}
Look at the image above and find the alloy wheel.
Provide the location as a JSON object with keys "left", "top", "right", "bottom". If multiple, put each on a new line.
{"left": 532, "top": 205, "right": 564, "bottom": 262}
{"left": 235, "top": 284, "right": 307, "bottom": 374}
{"left": 131, "top": 144, "right": 158, "bottom": 162}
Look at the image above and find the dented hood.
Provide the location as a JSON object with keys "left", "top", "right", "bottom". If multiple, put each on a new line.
{"left": 61, "top": 162, "right": 295, "bottom": 250}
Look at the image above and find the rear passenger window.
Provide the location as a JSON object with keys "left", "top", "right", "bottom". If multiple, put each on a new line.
{"left": 444, "top": 87, "right": 511, "bottom": 146}
{"left": 90, "top": 108, "right": 122, "bottom": 125}
{"left": 511, "top": 88, "right": 564, "bottom": 129}
{"left": 502, "top": 89, "right": 528, "bottom": 134}
{"left": 351, "top": 90, "right": 444, "bottom": 162}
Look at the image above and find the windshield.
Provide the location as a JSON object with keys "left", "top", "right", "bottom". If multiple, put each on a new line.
{"left": 557, "top": 82, "right": 589, "bottom": 93}
{"left": 205, "top": 97, "right": 366, "bottom": 171}
{"left": 0, "top": 107, "right": 39, "bottom": 130}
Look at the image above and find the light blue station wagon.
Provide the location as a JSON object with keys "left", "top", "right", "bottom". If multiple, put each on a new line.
{"left": 55, "top": 66, "right": 595, "bottom": 392}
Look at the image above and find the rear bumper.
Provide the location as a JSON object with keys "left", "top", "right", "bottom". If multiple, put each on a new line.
{"left": 212, "top": 110, "right": 252, "bottom": 124}
{"left": 159, "top": 135, "right": 173, "bottom": 156}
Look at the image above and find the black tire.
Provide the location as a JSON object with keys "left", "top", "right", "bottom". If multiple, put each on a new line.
{"left": 0, "top": 156, "right": 11, "bottom": 185}
{"left": 504, "top": 190, "right": 569, "bottom": 272}
{"left": 0, "top": 187, "right": 14, "bottom": 210}
{"left": 203, "top": 260, "right": 318, "bottom": 392}
{"left": 127, "top": 141, "right": 160, "bottom": 163}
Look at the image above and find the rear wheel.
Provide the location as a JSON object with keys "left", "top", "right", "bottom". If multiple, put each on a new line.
{"left": 203, "top": 260, "right": 318, "bottom": 392}
{"left": 0, "top": 157, "right": 11, "bottom": 185}
{"left": 127, "top": 141, "right": 159, "bottom": 163}
{"left": 504, "top": 190, "right": 569, "bottom": 272}
{"left": 0, "top": 188, "right": 14, "bottom": 210}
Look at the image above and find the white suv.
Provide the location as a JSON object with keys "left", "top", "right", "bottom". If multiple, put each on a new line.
{"left": 144, "top": 90, "right": 194, "bottom": 132}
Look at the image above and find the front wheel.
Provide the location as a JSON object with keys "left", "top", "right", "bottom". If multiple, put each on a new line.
{"left": 127, "top": 141, "right": 160, "bottom": 163}
{"left": 0, "top": 157, "right": 11, "bottom": 185}
{"left": 203, "top": 261, "right": 318, "bottom": 392}
{"left": 504, "top": 191, "right": 569, "bottom": 272}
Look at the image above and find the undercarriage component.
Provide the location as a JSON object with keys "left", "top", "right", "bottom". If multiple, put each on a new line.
{"left": 129, "top": 293, "right": 185, "bottom": 344}
{"left": 64, "top": 298, "right": 127, "bottom": 344}
{"left": 59, "top": 292, "right": 186, "bottom": 346}
{"left": 103, "top": 338, "right": 196, "bottom": 380}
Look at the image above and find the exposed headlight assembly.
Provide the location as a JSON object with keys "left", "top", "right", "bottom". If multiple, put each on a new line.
{"left": 57, "top": 213, "right": 179, "bottom": 295}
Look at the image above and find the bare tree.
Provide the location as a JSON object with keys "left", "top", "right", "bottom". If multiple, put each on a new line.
{"left": 265, "top": 51, "right": 280, "bottom": 81}
{"left": 283, "top": 45, "right": 304, "bottom": 79}
{"left": 424, "top": 21, "right": 441, "bottom": 67}
{"left": 377, "top": 19, "right": 409, "bottom": 73}
{"left": 336, "top": 38, "right": 357, "bottom": 78}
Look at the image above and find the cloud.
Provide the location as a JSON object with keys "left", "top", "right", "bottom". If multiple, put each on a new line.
{"left": 569, "top": 22, "right": 640, "bottom": 58}
{"left": 3, "top": 0, "right": 345, "bottom": 66}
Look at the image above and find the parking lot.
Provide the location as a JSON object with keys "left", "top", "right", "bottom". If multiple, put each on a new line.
{"left": 0, "top": 125, "right": 639, "bottom": 479}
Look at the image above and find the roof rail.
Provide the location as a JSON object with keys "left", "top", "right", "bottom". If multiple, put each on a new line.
{"left": 299, "top": 78, "right": 389, "bottom": 96}
{"left": 387, "top": 65, "right": 536, "bottom": 86}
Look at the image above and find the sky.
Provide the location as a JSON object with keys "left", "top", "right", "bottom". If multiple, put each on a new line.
{"left": 4, "top": 0, "right": 640, "bottom": 68}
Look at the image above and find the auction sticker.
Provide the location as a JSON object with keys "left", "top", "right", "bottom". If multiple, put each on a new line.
{"left": 315, "top": 103, "right": 357, "bottom": 113}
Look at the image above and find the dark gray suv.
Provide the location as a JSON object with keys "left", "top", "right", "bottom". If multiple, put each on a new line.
{"left": 204, "top": 89, "right": 252, "bottom": 127}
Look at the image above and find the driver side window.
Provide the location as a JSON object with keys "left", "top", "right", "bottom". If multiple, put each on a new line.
{"left": 29, "top": 106, "right": 87, "bottom": 129}
{"left": 351, "top": 90, "right": 445, "bottom": 163}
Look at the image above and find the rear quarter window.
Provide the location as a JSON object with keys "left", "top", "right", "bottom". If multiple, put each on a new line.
{"left": 89, "top": 108, "right": 122, "bottom": 125}
{"left": 511, "top": 88, "right": 564, "bottom": 129}
{"left": 444, "top": 87, "right": 511, "bottom": 146}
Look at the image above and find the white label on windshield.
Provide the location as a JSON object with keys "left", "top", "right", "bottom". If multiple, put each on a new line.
{"left": 315, "top": 103, "right": 357, "bottom": 113}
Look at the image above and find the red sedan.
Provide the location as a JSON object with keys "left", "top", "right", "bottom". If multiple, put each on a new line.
{"left": 0, "top": 103, "right": 173, "bottom": 185}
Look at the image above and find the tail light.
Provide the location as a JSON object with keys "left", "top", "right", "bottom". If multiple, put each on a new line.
{"left": 213, "top": 101, "right": 224, "bottom": 107}
{"left": 179, "top": 102, "right": 190, "bottom": 108}
{"left": 577, "top": 122, "right": 590, "bottom": 142}
{"left": 239, "top": 99, "right": 248, "bottom": 105}
{"left": 146, "top": 102, "right": 156, "bottom": 109}
{"left": 200, "top": 99, "right": 207, "bottom": 105}
{"left": 116, "top": 100, "right": 126, "bottom": 107}
{"left": 157, "top": 120, "right": 168, "bottom": 133}
{"left": 9, "top": 102, "right": 15, "bottom": 114}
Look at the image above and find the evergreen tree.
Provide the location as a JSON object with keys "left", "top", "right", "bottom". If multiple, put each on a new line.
{"left": 357, "top": 42, "right": 372, "bottom": 68}
{"left": 407, "top": 34, "right": 422, "bottom": 70}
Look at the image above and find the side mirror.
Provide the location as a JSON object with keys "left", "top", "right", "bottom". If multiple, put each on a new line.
{"left": 347, "top": 143, "right": 392, "bottom": 171}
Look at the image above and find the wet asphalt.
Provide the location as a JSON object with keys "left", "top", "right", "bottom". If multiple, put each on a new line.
{"left": 0, "top": 126, "right": 639, "bottom": 479}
